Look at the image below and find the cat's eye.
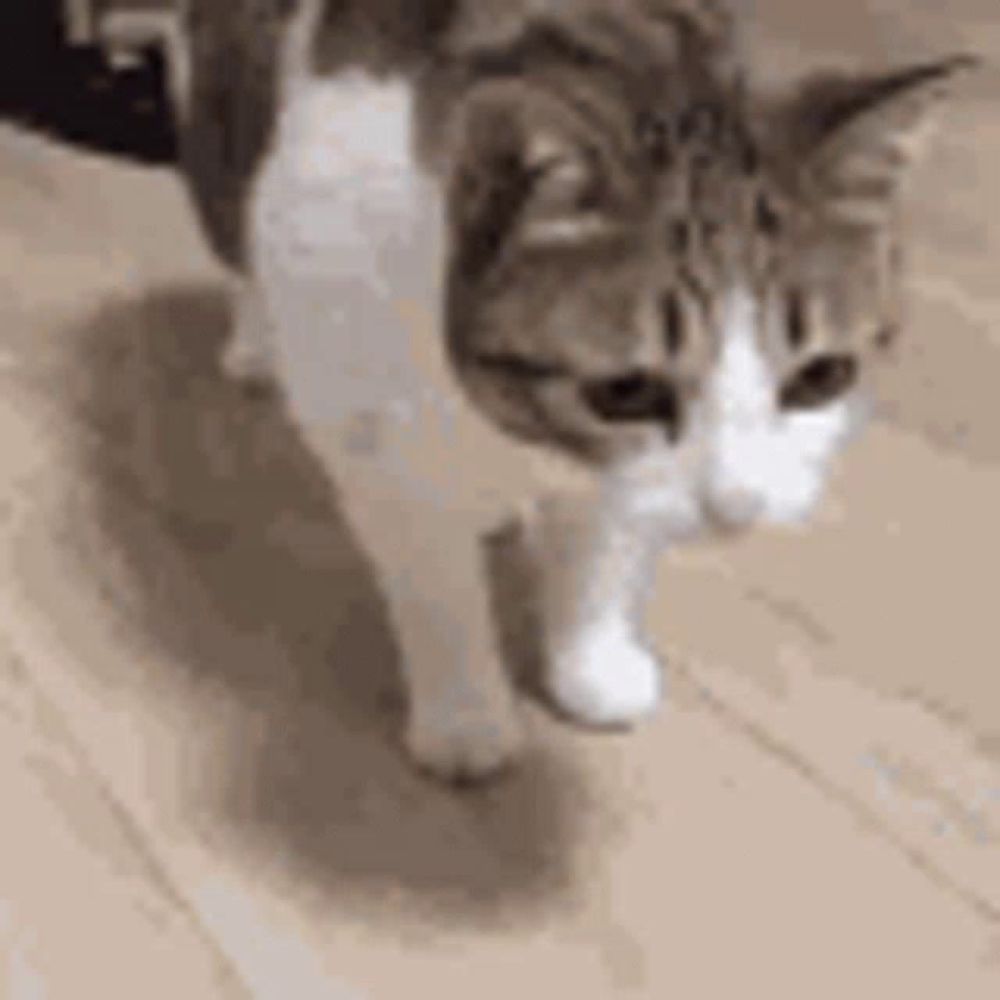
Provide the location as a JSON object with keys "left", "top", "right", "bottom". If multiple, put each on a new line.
{"left": 581, "top": 370, "right": 680, "bottom": 430}
{"left": 779, "top": 354, "right": 858, "bottom": 410}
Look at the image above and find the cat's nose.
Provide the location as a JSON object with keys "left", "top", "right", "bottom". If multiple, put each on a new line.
{"left": 704, "top": 487, "right": 765, "bottom": 532}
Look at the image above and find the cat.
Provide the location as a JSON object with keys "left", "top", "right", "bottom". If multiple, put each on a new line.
{"left": 176, "top": 0, "right": 973, "bottom": 783}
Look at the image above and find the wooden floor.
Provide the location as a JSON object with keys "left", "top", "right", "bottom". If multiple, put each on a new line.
{"left": 1, "top": 2, "right": 998, "bottom": 996}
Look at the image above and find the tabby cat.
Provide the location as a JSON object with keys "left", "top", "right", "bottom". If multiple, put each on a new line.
{"left": 177, "top": 0, "right": 973, "bottom": 782}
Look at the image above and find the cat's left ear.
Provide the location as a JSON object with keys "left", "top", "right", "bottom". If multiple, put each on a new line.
{"left": 786, "top": 55, "right": 978, "bottom": 224}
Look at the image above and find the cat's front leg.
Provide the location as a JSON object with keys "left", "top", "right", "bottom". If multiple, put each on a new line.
{"left": 527, "top": 488, "right": 667, "bottom": 728}
{"left": 295, "top": 419, "right": 524, "bottom": 783}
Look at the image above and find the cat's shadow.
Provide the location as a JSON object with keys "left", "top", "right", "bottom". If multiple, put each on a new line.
{"left": 64, "top": 284, "right": 583, "bottom": 927}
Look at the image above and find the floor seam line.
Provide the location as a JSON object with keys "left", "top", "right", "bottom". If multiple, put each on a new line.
{"left": 0, "top": 624, "right": 258, "bottom": 1000}
{"left": 680, "top": 662, "right": 1000, "bottom": 926}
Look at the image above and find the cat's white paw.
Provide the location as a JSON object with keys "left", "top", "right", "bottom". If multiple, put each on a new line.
{"left": 547, "top": 624, "right": 663, "bottom": 728}
{"left": 405, "top": 699, "right": 524, "bottom": 785}
{"left": 220, "top": 333, "right": 276, "bottom": 388}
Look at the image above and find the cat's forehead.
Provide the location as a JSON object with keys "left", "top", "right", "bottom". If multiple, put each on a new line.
{"left": 579, "top": 92, "right": 820, "bottom": 282}
{"left": 633, "top": 132, "right": 888, "bottom": 297}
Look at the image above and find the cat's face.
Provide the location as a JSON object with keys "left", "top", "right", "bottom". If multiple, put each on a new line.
{"left": 445, "top": 56, "right": 972, "bottom": 533}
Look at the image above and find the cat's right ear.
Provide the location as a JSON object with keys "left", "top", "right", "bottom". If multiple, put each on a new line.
{"left": 780, "top": 55, "right": 978, "bottom": 225}
{"left": 447, "top": 82, "right": 615, "bottom": 276}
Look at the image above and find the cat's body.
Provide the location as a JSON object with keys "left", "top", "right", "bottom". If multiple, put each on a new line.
{"left": 177, "top": 0, "right": 972, "bottom": 781}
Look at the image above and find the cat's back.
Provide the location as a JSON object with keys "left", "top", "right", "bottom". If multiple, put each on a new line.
{"left": 179, "top": 0, "right": 736, "bottom": 267}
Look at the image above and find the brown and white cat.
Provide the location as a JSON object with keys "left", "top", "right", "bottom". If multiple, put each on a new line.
{"left": 176, "top": 0, "right": 973, "bottom": 782}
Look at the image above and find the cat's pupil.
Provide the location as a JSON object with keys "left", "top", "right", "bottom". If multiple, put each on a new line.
{"left": 779, "top": 354, "right": 858, "bottom": 410}
{"left": 581, "top": 370, "right": 680, "bottom": 433}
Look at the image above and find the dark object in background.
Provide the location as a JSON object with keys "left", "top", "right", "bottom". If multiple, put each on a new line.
{"left": 0, "top": 2, "right": 177, "bottom": 164}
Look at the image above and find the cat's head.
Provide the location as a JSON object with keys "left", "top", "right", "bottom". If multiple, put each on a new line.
{"left": 444, "top": 45, "right": 974, "bottom": 533}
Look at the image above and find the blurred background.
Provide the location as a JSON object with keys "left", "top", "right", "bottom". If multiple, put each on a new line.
{"left": 0, "top": 0, "right": 179, "bottom": 162}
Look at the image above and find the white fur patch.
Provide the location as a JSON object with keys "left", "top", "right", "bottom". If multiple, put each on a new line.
{"left": 250, "top": 73, "right": 448, "bottom": 420}
{"left": 547, "top": 620, "right": 663, "bottom": 726}
{"left": 613, "top": 287, "right": 858, "bottom": 535}
{"left": 706, "top": 287, "right": 856, "bottom": 526}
